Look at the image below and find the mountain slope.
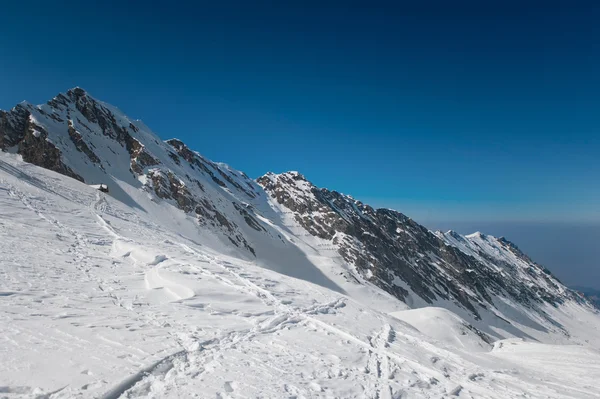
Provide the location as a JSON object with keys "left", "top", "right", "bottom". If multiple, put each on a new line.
{"left": 256, "top": 171, "right": 592, "bottom": 341}
{"left": 2, "top": 152, "right": 600, "bottom": 399}
{"left": 572, "top": 286, "right": 600, "bottom": 309}
{"left": 4, "top": 89, "right": 337, "bottom": 268}
{"left": 1, "top": 88, "right": 599, "bottom": 398}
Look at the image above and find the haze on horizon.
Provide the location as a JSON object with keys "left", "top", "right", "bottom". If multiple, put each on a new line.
{"left": 1, "top": 1, "right": 598, "bottom": 287}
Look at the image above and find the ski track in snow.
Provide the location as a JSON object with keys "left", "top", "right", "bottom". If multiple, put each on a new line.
{"left": 2, "top": 154, "right": 600, "bottom": 399}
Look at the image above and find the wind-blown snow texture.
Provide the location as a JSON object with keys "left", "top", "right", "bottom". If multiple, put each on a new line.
{"left": 1, "top": 89, "right": 599, "bottom": 398}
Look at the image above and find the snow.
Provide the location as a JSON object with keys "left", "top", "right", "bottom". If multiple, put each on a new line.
{"left": 2, "top": 153, "right": 600, "bottom": 398}
{"left": 390, "top": 307, "right": 492, "bottom": 352}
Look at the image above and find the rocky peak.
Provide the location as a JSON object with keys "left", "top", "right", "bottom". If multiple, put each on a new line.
{"left": 258, "top": 171, "right": 313, "bottom": 190}
{"left": 67, "top": 86, "right": 87, "bottom": 98}
{"left": 467, "top": 231, "right": 487, "bottom": 240}
{"left": 258, "top": 172, "right": 583, "bottom": 321}
{"left": 166, "top": 138, "right": 198, "bottom": 164}
{"left": 0, "top": 89, "right": 270, "bottom": 258}
{"left": 283, "top": 170, "right": 308, "bottom": 181}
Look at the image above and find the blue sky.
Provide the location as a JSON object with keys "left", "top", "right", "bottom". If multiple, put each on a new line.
{"left": 1, "top": 1, "right": 598, "bottom": 223}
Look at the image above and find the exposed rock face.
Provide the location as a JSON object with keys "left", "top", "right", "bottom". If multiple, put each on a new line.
{"left": 66, "top": 88, "right": 129, "bottom": 145}
{"left": 0, "top": 105, "right": 30, "bottom": 149}
{"left": 233, "top": 202, "right": 265, "bottom": 232}
{"left": 0, "top": 88, "right": 262, "bottom": 257}
{"left": 68, "top": 120, "right": 101, "bottom": 164}
{"left": 146, "top": 166, "right": 256, "bottom": 254}
{"left": 64, "top": 88, "right": 160, "bottom": 175}
{"left": 167, "top": 139, "right": 258, "bottom": 199}
{"left": 18, "top": 123, "right": 85, "bottom": 182}
{"left": 0, "top": 88, "right": 158, "bottom": 179}
{"left": 145, "top": 167, "right": 255, "bottom": 254}
{"left": 257, "top": 172, "right": 583, "bottom": 319}
{"left": 149, "top": 169, "right": 197, "bottom": 213}
{"left": 1, "top": 104, "right": 83, "bottom": 181}
{"left": 128, "top": 138, "right": 158, "bottom": 174}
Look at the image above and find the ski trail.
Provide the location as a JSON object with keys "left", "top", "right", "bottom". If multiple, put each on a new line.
{"left": 7, "top": 183, "right": 97, "bottom": 279}
{"left": 107, "top": 242, "right": 347, "bottom": 397}
{"left": 101, "top": 349, "right": 187, "bottom": 399}
{"left": 364, "top": 324, "right": 395, "bottom": 399}
{"left": 110, "top": 311, "right": 305, "bottom": 398}
{"left": 92, "top": 191, "right": 131, "bottom": 241}
{"left": 178, "top": 242, "right": 451, "bottom": 393}
{"left": 5, "top": 185, "right": 456, "bottom": 398}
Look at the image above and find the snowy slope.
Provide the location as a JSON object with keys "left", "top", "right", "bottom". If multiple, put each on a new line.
{"left": 390, "top": 307, "right": 493, "bottom": 352}
{"left": 2, "top": 152, "right": 600, "bottom": 398}
{"left": 1, "top": 89, "right": 600, "bottom": 398}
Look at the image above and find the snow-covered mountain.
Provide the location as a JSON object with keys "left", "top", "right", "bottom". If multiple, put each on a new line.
{"left": 1, "top": 88, "right": 599, "bottom": 398}
{"left": 257, "top": 172, "right": 586, "bottom": 333}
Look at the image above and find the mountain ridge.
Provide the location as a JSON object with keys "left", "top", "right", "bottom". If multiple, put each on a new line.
{"left": 0, "top": 87, "right": 594, "bottom": 340}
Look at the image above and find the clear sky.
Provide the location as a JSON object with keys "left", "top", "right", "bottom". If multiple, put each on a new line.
{"left": 1, "top": 0, "right": 598, "bottom": 224}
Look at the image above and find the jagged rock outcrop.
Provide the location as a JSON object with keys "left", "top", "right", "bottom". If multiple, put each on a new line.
{"left": 0, "top": 88, "right": 262, "bottom": 257}
{"left": 0, "top": 104, "right": 30, "bottom": 149}
{"left": 167, "top": 139, "right": 258, "bottom": 199}
{"left": 67, "top": 119, "right": 101, "bottom": 164}
{"left": 257, "top": 171, "right": 584, "bottom": 320}
{"left": 1, "top": 104, "right": 83, "bottom": 181}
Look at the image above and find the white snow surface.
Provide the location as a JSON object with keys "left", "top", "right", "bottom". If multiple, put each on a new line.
{"left": 2, "top": 153, "right": 600, "bottom": 399}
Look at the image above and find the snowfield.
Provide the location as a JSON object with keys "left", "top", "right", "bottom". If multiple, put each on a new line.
{"left": 2, "top": 153, "right": 600, "bottom": 399}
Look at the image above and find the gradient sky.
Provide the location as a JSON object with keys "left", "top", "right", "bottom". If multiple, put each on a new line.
{"left": 1, "top": 1, "right": 598, "bottom": 226}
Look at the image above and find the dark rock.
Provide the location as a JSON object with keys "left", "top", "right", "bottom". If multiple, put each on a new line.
{"left": 18, "top": 122, "right": 84, "bottom": 182}
{"left": 68, "top": 120, "right": 101, "bottom": 164}
{"left": 0, "top": 105, "right": 30, "bottom": 149}
{"left": 127, "top": 137, "right": 158, "bottom": 174}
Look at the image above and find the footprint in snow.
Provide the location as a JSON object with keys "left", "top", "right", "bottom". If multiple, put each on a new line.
{"left": 224, "top": 381, "right": 236, "bottom": 392}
